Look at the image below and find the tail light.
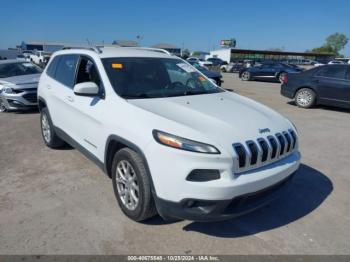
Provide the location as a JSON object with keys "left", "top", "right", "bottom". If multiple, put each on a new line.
{"left": 282, "top": 73, "right": 288, "bottom": 84}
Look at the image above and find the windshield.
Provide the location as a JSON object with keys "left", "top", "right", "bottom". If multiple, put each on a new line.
{"left": 102, "top": 57, "right": 222, "bottom": 99}
{"left": 0, "top": 62, "right": 42, "bottom": 78}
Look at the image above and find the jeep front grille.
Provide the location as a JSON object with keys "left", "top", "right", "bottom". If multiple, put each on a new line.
{"left": 232, "top": 129, "right": 297, "bottom": 172}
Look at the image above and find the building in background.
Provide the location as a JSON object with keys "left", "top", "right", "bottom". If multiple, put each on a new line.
{"left": 112, "top": 40, "right": 139, "bottom": 47}
{"left": 151, "top": 43, "right": 181, "bottom": 56}
{"left": 210, "top": 48, "right": 334, "bottom": 64}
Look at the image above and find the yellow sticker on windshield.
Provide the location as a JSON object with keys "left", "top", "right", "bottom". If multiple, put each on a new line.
{"left": 198, "top": 76, "right": 206, "bottom": 81}
{"left": 112, "top": 63, "right": 123, "bottom": 69}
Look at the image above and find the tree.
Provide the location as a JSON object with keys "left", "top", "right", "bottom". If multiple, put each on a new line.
{"left": 326, "top": 33, "right": 348, "bottom": 53}
{"left": 311, "top": 33, "right": 348, "bottom": 56}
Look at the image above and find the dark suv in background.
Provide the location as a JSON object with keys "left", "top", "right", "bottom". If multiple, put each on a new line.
{"left": 239, "top": 62, "right": 303, "bottom": 83}
{"left": 281, "top": 65, "right": 350, "bottom": 109}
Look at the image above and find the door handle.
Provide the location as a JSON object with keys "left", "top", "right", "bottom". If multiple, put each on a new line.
{"left": 66, "top": 96, "right": 74, "bottom": 102}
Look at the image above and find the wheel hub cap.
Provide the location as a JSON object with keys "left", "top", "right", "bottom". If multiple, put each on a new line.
{"left": 42, "top": 114, "right": 51, "bottom": 143}
{"left": 297, "top": 91, "right": 312, "bottom": 106}
{"left": 116, "top": 160, "right": 139, "bottom": 211}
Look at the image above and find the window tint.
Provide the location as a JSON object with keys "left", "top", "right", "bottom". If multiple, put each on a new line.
{"left": 316, "top": 66, "right": 347, "bottom": 79}
{"left": 76, "top": 57, "right": 102, "bottom": 88}
{"left": 46, "top": 56, "right": 60, "bottom": 78}
{"left": 346, "top": 69, "right": 350, "bottom": 80}
{"left": 102, "top": 57, "right": 222, "bottom": 99}
{"left": 55, "top": 55, "right": 79, "bottom": 88}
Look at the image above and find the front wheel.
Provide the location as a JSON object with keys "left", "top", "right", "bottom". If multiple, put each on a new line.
{"left": 295, "top": 88, "right": 316, "bottom": 108}
{"left": 112, "top": 148, "right": 157, "bottom": 222}
{"left": 0, "top": 99, "right": 7, "bottom": 113}
{"left": 241, "top": 71, "right": 251, "bottom": 81}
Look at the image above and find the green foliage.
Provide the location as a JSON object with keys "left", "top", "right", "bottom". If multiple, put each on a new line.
{"left": 311, "top": 33, "right": 348, "bottom": 56}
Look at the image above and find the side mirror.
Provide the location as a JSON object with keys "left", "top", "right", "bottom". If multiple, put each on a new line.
{"left": 74, "top": 82, "right": 99, "bottom": 96}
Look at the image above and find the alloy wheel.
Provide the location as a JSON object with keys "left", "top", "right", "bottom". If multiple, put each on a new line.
{"left": 296, "top": 90, "right": 312, "bottom": 107}
{"left": 116, "top": 160, "right": 140, "bottom": 211}
{"left": 41, "top": 114, "right": 51, "bottom": 143}
{"left": 241, "top": 72, "right": 250, "bottom": 81}
{"left": 0, "top": 100, "right": 6, "bottom": 113}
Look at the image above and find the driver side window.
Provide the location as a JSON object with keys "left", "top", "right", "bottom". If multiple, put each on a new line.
{"left": 76, "top": 56, "right": 102, "bottom": 88}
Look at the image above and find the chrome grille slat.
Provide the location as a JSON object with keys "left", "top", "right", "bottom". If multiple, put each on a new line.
{"left": 233, "top": 130, "right": 297, "bottom": 173}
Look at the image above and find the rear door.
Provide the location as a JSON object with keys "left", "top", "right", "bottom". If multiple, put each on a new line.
{"left": 313, "top": 65, "right": 350, "bottom": 106}
{"left": 45, "top": 54, "right": 79, "bottom": 134}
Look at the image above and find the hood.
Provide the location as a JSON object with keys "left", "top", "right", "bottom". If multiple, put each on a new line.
{"left": 0, "top": 73, "right": 40, "bottom": 90}
{"left": 128, "top": 92, "right": 292, "bottom": 152}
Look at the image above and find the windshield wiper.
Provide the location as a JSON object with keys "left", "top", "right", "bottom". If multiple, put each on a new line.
{"left": 122, "top": 93, "right": 155, "bottom": 99}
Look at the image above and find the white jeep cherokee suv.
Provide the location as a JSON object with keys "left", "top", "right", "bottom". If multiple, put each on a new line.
{"left": 37, "top": 47, "right": 300, "bottom": 222}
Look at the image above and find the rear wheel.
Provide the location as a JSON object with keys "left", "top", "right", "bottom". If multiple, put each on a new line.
{"left": 40, "top": 108, "right": 65, "bottom": 148}
{"left": 295, "top": 88, "right": 316, "bottom": 108}
{"left": 112, "top": 148, "right": 157, "bottom": 221}
{"left": 241, "top": 71, "right": 251, "bottom": 81}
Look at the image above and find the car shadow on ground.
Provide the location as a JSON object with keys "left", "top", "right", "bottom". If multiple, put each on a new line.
{"left": 287, "top": 101, "right": 350, "bottom": 113}
{"left": 181, "top": 164, "right": 332, "bottom": 237}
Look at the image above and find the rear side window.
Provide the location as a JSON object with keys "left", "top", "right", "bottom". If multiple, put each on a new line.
{"left": 316, "top": 66, "right": 347, "bottom": 79}
{"left": 54, "top": 55, "right": 79, "bottom": 88}
{"left": 46, "top": 56, "right": 60, "bottom": 78}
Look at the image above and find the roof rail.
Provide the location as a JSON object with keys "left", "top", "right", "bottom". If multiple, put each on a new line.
{"left": 126, "top": 47, "right": 171, "bottom": 55}
{"left": 62, "top": 46, "right": 102, "bottom": 54}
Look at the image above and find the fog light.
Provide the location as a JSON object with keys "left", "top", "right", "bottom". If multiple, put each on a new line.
{"left": 186, "top": 169, "right": 220, "bottom": 182}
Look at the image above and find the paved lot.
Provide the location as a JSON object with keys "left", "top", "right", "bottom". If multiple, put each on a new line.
{"left": 1, "top": 73, "right": 350, "bottom": 255}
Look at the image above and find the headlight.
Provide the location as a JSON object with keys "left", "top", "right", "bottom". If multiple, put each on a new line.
{"left": 153, "top": 130, "right": 220, "bottom": 154}
{"left": 2, "top": 86, "right": 14, "bottom": 94}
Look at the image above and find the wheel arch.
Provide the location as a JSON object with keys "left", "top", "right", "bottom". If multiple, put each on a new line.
{"left": 104, "top": 135, "right": 158, "bottom": 199}
{"left": 38, "top": 97, "right": 47, "bottom": 112}
{"left": 104, "top": 135, "right": 151, "bottom": 179}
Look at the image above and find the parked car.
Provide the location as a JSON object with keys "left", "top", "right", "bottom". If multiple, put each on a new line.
{"left": 38, "top": 47, "right": 300, "bottom": 222}
{"left": 187, "top": 57, "right": 212, "bottom": 67}
{"left": 29, "top": 51, "right": 51, "bottom": 67}
{"left": 0, "top": 60, "right": 42, "bottom": 112}
{"left": 206, "top": 57, "right": 227, "bottom": 66}
{"left": 239, "top": 62, "right": 302, "bottom": 83}
{"left": 328, "top": 60, "right": 345, "bottom": 65}
{"left": 16, "top": 54, "right": 28, "bottom": 61}
{"left": 188, "top": 61, "right": 223, "bottom": 86}
{"left": 281, "top": 64, "right": 350, "bottom": 109}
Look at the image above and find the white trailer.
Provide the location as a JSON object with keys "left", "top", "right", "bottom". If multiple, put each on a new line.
{"left": 209, "top": 49, "right": 231, "bottom": 64}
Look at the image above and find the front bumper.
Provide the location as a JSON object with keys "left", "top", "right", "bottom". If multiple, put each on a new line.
{"left": 0, "top": 91, "right": 38, "bottom": 111}
{"left": 145, "top": 139, "right": 300, "bottom": 221}
{"left": 155, "top": 172, "right": 294, "bottom": 222}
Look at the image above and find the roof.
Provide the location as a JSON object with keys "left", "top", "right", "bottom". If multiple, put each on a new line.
{"left": 23, "top": 40, "right": 114, "bottom": 47}
{"left": 53, "top": 46, "right": 175, "bottom": 59}
{"left": 151, "top": 43, "right": 180, "bottom": 49}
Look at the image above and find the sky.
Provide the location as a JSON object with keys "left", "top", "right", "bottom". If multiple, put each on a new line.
{"left": 1, "top": 0, "right": 350, "bottom": 56}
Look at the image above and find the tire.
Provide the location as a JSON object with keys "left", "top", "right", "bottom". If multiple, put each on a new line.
{"left": 278, "top": 72, "right": 287, "bottom": 83}
{"left": 241, "top": 71, "right": 251, "bottom": 81}
{"left": 295, "top": 88, "right": 316, "bottom": 108}
{"left": 0, "top": 99, "right": 7, "bottom": 113}
{"left": 112, "top": 148, "right": 157, "bottom": 221}
{"left": 40, "top": 107, "right": 66, "bottom": 148}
